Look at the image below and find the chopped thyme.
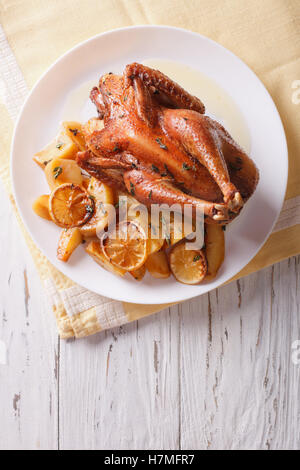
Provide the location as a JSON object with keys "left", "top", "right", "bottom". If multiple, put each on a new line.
{"left": 229, "top": 156, "right": 243, "bottom": 172}
{"left": 53, "top": 166, "right": 62, "bottom": 179}
{"left": 148, "top": 190, "right": 152, "bottom": 199}
{"left": 115, "top": 202, "right": 119, "bottom": 209}
{"left": 107, "top": 91, "right": 112, "bottom": 96}
{"left": 56, "top": 142, "right": 64, "bottom": 149}
{"left": 68, "top": 128, "right": 78, "bottom": 136}
{"left": 193, "top": 254, "right": 201, "bottom": 262}
{"left": 131, "top": 163, "right": 137, "bottom": 169}
{"left": 182, "top": 162, "right": 192, "bottom": 171}
{"left": 113, "top": 146, "right": 120, "bottom": 152}
{"left": 228, "top": 162, "right": 242, "bottom": 172}
{"left": 130, "top": 182, "right": 135, "bottom": 196}
{"left": 183, "top": 117, "right": 188, "bottom": 121}
{"left": 98, "top": 202, "right": 107, "bottom": 215}
{"left": 123, "top": 95, "right": 128, "bottom": 101}
{"left": 86, "top": 204, "right": 94, "bottom": 214}
{"left": 152, "top": 164, "right": 160, "bottom": 173}
{"left": 155, "top": 138, "right": 168, "bottom": 150}
{"left": 164, "top": 163, "right": 174, "bottom": 179}
{"left": 119, "top": 113, "right": 125, "bottom": 118}
{"left": 222, "top": 225, "right": 226, "bottom": 231}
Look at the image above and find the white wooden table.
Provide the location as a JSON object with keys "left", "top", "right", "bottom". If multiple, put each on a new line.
{"left": 0, "top": 179, "right": 299, "bottom": 451}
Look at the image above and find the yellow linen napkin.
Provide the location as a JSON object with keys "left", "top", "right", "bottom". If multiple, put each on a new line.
{"left": 0, "top": 0, "right": 299, "bottom": 338}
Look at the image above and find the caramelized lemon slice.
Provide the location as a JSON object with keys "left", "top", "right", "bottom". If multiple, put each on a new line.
{"left": 169, "top": 242, "right": 207, "bottom": 285}
{"left": 101, "top": 221, "right": 147, "bottom": 272}
{"left": 49, "top": 183, "right": 94, "bottom": 228}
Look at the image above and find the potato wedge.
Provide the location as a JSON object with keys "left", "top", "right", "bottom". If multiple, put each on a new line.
{"left": 80, "top": 177, "right": 115, "bottom": 238}
{"left": 130, "top": 263, "right": 146, "bottom": 281}
{"left": 33, "top": 130, "right": 78, "bottom": 168}
{"left": 57, "top": 228, "right": 82, "bottom": 262}
{"left": 62, "top": 121, "right": 86, "bottom": 151}
{"left": 146, "top": 250, "right": 170, "bottom": 279}
{"left": 147, "top": 237, "right": 165, "bottom": 255}
{"left": 45, "top": 158, "right": 83, "bottom": 190}
{"left": 169, "top": 214, "right": 195, "bottom": 246}
{"left": 32, "top": 195, "right": 51, "bottom": 221}
{"left": 205, "top": 224, "right": 225, "bottom": 280}
{"left": 86, "top": 241, "right": 126, "bottom": 276}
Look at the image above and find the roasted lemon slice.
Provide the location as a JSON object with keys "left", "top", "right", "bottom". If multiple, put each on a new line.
{"left": 101, "top": 221, "right": 147, "bottom": 272}
{"left": 169, "top": 242, "right": 207, "bottom": 285}
{"left": 49, "top": 183, "right": 94, "bottom": 228}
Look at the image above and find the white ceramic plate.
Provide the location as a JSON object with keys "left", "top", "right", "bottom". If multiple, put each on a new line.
{"left": 11, "top": 26, "right": 288, "bottom": 304}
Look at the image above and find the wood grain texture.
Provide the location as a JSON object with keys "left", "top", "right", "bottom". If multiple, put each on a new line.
{"left": 0, "top": 178, "right": 299, "bottom": 450}
{"left": 0, "top": 183, "right": 58, "bottom": 450}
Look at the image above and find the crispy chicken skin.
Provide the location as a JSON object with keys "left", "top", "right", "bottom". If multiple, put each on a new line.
{"left": 77, "top": 63, "right": 259, "bottom": 223}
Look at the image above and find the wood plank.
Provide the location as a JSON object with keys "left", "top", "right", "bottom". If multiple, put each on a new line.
{"left": 0, "top": 183, "right": 58, "bottom": 450}
{"left": 59, "top": 307, "right": 180, "bottom": 450}
{"left": 180, "top": 259, "right": 300, "bottom": 450}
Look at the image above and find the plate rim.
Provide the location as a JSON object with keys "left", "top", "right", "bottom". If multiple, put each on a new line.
{"left": 10, "top": 25, "right": 288, "bottom": 304}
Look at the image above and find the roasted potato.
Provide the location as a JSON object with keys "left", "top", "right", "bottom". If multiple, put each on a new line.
{"left": 169, "top": 213, "right": 195, "bottom": 245}
{"left": 33, "top": 130, "right": 78, "bottom": 168}
{"left": 86, "top": 241, "right": 126, "bottom": 276}
{"left": 57, "top": 228, "right": 82, "bottom": 262}
{"left": 62, "top": 121, "right": 86, "bottom": 151}
{"left": 146, "top": 250, "right": 170, "bottom": 279}
{"left": 204, "top": 224, "right": 225, "bottom": 280}
{"left": 45, "top": 158, "right": 83, "bottom": 190}
{"left": 147, "top": 237, "right": 165, "bottom": 255}
{"left": 130, "top": 264, "right": 146, "bottom": 281}
{"left": 80, "top": 177, "right": 115, "bottom": 238}
{"left": 32, "top": 195, "right": 51, "bottom": 221}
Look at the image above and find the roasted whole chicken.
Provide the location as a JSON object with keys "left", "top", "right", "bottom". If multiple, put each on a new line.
{"left": 77, "top": 63, "right": 259, "bottom": 223}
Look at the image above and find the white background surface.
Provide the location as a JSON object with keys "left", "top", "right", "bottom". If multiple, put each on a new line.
{"left": 0, "top": 179, "right": 299, "bottom": 450}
